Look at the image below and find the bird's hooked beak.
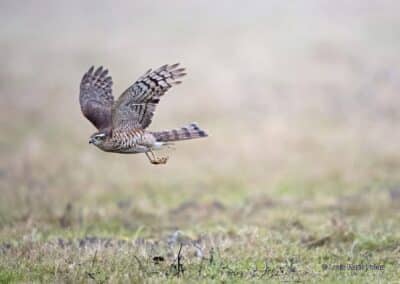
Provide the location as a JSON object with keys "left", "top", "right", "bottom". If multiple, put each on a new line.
{"left": 89, "top": 138, "right": 94, "bottom": 144}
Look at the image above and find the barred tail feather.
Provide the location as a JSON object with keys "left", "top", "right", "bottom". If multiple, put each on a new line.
{"left": 152, "top": 123, "right": 208, "bottom": 142}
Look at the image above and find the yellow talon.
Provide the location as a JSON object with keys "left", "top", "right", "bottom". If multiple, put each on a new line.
{"left": 145, "top": 151, "right": 168, "bottom": 165}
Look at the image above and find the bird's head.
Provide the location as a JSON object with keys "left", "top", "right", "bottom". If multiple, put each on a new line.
{"left": 89, "top": 131, "right": 108, "bottom": 146}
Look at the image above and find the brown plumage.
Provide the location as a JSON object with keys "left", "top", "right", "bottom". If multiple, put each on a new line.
{"left": 79, "top": 63, "right": 207, "bottom": 164}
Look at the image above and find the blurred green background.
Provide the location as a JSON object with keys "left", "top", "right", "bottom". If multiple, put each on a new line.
{"left": 0, "top": 1, "right": 399, "bottom": 282}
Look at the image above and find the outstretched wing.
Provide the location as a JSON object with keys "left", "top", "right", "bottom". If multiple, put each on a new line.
{"left": 112, "top": 63, "right": 186, "bottom": 130}
{"left": 79, "top": 66, "right": 114, "bottom": 130}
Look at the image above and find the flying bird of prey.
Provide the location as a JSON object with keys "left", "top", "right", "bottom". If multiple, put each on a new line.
{"left": 79, "top": 63, "right": 207, "bottom": 164}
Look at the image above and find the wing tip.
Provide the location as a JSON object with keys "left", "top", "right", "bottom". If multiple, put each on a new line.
{"left": 170, "top": 62, "right": 180, "bottom": 68}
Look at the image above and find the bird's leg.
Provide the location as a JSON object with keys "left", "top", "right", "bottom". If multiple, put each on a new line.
{"left": 146, "top": 149, "right": 168, "bottom": 165}
{"left": 145, "top": 152, "right": 155, "bottom": 163}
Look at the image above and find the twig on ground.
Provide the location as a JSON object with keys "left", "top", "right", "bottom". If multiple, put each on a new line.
{"left": 91, "top": 250, "right": 98, "bottom": 267}
{"left": 134, "top": 255, "right": 146, "bottom": 274}
{"left": 176, "top": 243, "right": 184, "bottom": 277}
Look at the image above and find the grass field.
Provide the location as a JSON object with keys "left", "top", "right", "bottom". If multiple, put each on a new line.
{"left": 1, "top": 1, "right": 400, "bottom": 282}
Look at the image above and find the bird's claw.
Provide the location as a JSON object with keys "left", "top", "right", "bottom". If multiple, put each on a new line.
{"left": 151, "top": 156, "right": 169, "bottom": 165}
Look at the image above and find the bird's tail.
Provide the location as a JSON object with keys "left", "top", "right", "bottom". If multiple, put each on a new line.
{"left": 151, "top": 123, "right": 208, "bottom": 142}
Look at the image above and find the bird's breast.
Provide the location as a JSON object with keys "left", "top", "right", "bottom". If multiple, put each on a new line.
{"left": 108, "top": 129, "right": 155, "bottom": 152}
